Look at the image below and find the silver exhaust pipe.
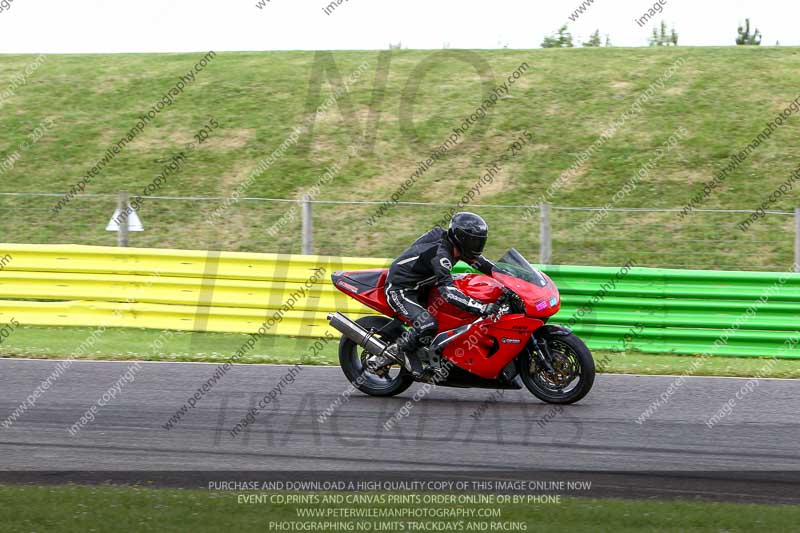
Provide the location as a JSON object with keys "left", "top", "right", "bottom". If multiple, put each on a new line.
{"left": 327, "top": 312, "right": 389, "bottom": 356}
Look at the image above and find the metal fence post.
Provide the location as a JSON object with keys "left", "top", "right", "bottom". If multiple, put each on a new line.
{"left": 539, "top": 203, "right": 552, "bottom": 264}
{"left": 302, "top": 195, "right": 313, "bottom": 255}
{"left": 117, "top": 191, "right": 129, "bottom": 247}
{"left": 795, "top": 207, "right": 800, "bottom": 272}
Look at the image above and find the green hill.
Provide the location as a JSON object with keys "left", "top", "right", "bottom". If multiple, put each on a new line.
{"left": 1, "top": 47, "right": 799, "bottom": 270}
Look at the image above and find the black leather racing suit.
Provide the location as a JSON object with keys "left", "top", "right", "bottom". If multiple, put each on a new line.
{"left": 385, "top": 227, "right": 495, "bottom": 353}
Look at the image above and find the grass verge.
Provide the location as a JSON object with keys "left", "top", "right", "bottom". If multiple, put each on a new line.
{"left": 1, "top": 325, "right": 798, "bottom": 378}
{"left": 1, "top": 485, "right": 799, "bottom": 533}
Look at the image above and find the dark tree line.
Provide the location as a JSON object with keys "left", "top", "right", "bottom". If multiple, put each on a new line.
{"left": 539, "top": 17, "right": 769, "bottom": 49}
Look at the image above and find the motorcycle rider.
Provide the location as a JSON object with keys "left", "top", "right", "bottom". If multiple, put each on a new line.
{"left": 367, "top": 212, "right": 500, "bottom": 378}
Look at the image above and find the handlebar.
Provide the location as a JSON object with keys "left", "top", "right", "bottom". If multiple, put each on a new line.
{"left": 479, "top": 287, "right": 522, "bottom": 323}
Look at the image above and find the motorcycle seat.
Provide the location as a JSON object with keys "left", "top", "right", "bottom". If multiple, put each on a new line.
{"left": 346, "top": 269, "right": 386, "bottom": 289}
{"left": 332, "top": 269, "right": 388, "bottom": 292}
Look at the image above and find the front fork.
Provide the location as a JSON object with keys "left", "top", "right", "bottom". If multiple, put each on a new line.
{"left": 530, "top": 336, "right": 557, "bottom": 374}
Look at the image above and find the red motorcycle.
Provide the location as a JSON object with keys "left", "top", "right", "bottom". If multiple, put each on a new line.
{"left": 328, "top": 249, "right": 595, "bottom": 404}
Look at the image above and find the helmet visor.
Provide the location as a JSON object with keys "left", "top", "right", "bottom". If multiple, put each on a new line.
{"left": 459, "top": 233, "right": 486, "bottom": 260}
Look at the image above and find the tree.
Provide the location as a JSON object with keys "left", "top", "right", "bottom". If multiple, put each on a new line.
{"left": 649, "top": 21, "right": 678, "bottom": 46}
{"left": 541, "top": 25, "right": 574, "bottom": 48}
{"left": 736, "top": 18, "right": 762, "bottom": 45}
{"left": 583, "top": 29, "right": 602, "bottom": 47}
{"left": 604, "top": 35, "right": 612, "bottom": 47}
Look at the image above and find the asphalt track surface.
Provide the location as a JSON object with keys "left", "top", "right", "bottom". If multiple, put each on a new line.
{"left": 0, "top": 359, "right": 799, "bottom": 503}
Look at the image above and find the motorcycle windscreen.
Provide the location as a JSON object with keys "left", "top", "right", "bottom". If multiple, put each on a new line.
{"left": 496, "top": 248, "right": 548, "bottom": 287}
{"left": 493, "top": 249, "right": 560, "bottom": 318}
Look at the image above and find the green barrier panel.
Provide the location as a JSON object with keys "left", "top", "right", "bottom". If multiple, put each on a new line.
{"left": 0, "top": 246, "right": 797, "bottom": 359}
{"left": 453, "top": 261, "right": 800, "bottom": 359}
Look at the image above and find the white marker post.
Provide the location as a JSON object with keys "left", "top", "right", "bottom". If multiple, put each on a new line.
{"left": 106, "top": 191, "right": 143, "bottom": 247}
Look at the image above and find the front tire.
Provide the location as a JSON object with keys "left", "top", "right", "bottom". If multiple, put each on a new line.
{"left": 338, "top": 316, "right": 414, "bottom": 397}
{"left": 519, "top": 332, "right": 595, "bottom": 404}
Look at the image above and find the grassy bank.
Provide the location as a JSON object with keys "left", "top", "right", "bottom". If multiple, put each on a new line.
{"left": 1, "top": 48, "right": 799, "bottom": 268}
{"left": 1, "top": 325, "right": 798, "bottom": 378}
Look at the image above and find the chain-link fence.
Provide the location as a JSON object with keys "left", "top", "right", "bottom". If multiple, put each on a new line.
{"left": 1, "top": 192, "right": 797, "bottom": 272}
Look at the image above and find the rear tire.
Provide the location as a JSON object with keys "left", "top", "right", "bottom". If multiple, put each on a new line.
{"left": 519, "top": 332, "right": 595, "bottom": 404}
{"left": 338, "top": 316, "right": 414, "bottom": 397}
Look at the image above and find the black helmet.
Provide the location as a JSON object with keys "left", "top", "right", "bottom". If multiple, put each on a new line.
{"left": 447, "top": 212, "right": 488, "bottom": 261}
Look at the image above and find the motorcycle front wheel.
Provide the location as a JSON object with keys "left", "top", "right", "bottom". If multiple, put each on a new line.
{"left": 338, "top": 315, "right": 414, "bottom": 397}
{"left": 519, "top": 331, "right": 595, "bottom": 404}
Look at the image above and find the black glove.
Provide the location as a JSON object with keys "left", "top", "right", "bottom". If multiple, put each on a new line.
{"left": 481, "top": 302, "right": 501, "bottom": 317}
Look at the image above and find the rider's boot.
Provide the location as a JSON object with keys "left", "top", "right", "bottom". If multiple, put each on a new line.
{"left": 364, "top": 337, "right": 420, "bottom": 374}
{"left": 365, "top": 349, "right": 396, "bottom": 373}
{"left": 383, "top": 342, "right": 425, "bottom": 378}
{"left": 366, "top": 331, "right": 433, "bottom": 379}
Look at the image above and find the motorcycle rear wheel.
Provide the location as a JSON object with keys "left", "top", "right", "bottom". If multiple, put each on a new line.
{"left": 338, "top": 316, "right": 414, "bottom": 397}
{"left": 520, "top": 331, "right": 595, "bottom": 404}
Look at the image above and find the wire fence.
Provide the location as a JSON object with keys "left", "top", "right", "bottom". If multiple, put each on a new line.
{"left": 1, "top": 192, "right": 798, "bottom": 272}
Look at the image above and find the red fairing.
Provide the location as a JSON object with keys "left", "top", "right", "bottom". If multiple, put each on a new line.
{"left": 331, "top": 269, "right": 395, "bottom": 317}
{"left": 441, "top": 315, "right": 544, "bottom": 379}
{"left": 331, "top": 266, "right": 560, "bottom": 380}
{"left": 427, "top": 274, "right": 505, "bottom": 332}
{"left": 426, "top": 272, "right": 553, "bottom": 379}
